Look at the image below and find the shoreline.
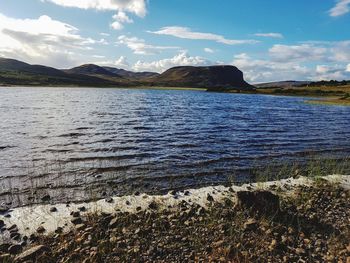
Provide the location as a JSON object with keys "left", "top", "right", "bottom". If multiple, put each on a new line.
{"left": 1, "top": 85, "right": 349, "bottom": 106}
{"left": 1, "top": 174, "right": 349, "bottom": 262}
{"left": 1, "top": 174, "right": 348, "bottom": 242}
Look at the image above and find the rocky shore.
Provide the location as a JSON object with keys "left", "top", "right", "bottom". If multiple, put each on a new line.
{"left": 0, "top": 175, "right": 349, "bottom": 262}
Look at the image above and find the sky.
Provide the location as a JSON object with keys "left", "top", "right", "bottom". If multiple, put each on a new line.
{"left": 0, "top": 0, "right": 350, "bottom": 83}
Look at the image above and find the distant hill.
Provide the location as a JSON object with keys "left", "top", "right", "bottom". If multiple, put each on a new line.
{"left": 149, "top": 65, "right": 254, "bottom": 91}
{"left": 306, "top": 80, "right": 350, "bottom": 87}
{"left": 0, "top": 58, "right": 254, "bottom": 91}
{"left": 103, "top": 67, "right": 159, "bottom": 80}
{"left": 65, "top": 64, "right": 121, "bottom": 78}
{"left": 255, "top": 81, "right": 311, "bottom": 89}
{"left": 0, "top": 58, "right": 119, "bottom": 86}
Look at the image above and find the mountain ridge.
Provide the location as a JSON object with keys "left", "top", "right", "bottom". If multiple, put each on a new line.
{"left": 0, "top": 57, "right": 254, "bottom": 91}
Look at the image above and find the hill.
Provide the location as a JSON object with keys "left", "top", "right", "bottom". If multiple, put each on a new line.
{"left": 65, "top": 64, "right": 121, "bottom": 78}
{"left": 148, "top": 65, "right": 254, "bottom": 91}
{"left": 103, "top": 67, "right": 159, "bottom": 80}
{"left": 0, "top": 58, "right": 254, "bottom": 91}
{"left": 255, "top": 81, "right": 311, "bottom": 89}
{"left": 0, "top": 58, "right": 122, "bottom": 87}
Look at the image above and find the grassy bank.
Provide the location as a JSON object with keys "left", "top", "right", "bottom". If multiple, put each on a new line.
{"left": 253, "top": 84, "right": 350, "bottom": 106}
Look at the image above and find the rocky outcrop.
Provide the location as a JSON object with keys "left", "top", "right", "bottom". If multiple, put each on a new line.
{"left": 150, "top": 65, "right": 255, "bottom": 91}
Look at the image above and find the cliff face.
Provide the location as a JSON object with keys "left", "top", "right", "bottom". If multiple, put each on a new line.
{"left": 150, "top": 65, "right": 255, "bottom": 90}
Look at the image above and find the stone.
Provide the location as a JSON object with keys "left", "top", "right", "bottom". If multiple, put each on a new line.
{"left": 8, "top": 224, "right": 17, "bottom": 231}
{"left": 0, "top": 219, "right": 4, "bottom": 228}
{"left": 148, "top": 201, "right": 158, "bottom": 210}
{"left": 243, "top": 218, "right": 258, "bottom": 231}
{"left": 8, "top": 244, "right": 22, "bottom": 255}
{"left": 0, "top": 243, "right": 10, "bottom": 253}
{"left": 41, "top": 195, "right": 51, "bottom": 202}
{"left": 76, "top": 224, "right": 86, "bottom": 231}
{"left": 105, "top": 197, "right": 113, "bottom": 203}
{"left": 109, "top": 218, "right": 118, "bottom": 229}
{"left": 14, "top": 245, "right": 51, "bottom": 262}
{"left": 0, "top": 205, "right": 9, "bottom": 214}
{"left": 37, "top": 226, "right": 46, "bottom": 234}
{"left": 50, "top": 207, "right": 57, "bottom": 212}
{"left": 71, "top": 211, "right": 80, "bottom": 218}
{"left": 71, "top": 217, "right": 83, "bottom": 225}
{"left": 78, "top": 206, "right": 86, "bottom": 212}
{"left": 207, "top": 194, "right": 214, "bottom": 202}
{"left": 236, "top": 191, "right": 280, "bottom": 215}
{"left": 10, "top": 232, "right": 21, "bottom": 240}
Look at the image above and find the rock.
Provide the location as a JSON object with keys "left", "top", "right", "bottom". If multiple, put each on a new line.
{"left": 78, "top": 206, "right": 86, "bottom": 212}
{"left": 134, "top": 191, "right": 141, "bottom": 196}
{"left": 236, "top": 191, "right": 280, "bottom": 215}
{"left": 10, "top": 232, "right": 21, "bottom": 240}
{"left": 8, "top": 224, "right": 17, "bottom": 231}
{"left": 148, "top": 201, "right": 158, "bottom": 210}
{"left": 71, "top": 217, "right": 83, "bottom": 225}
{"left": 8, "top": 244, "right": 22, "bottom": 255}
{"left": 295, "top": 248, "right": 305, "bottom": 255}
{"left": 37, "top": 226, "right": 46, "bottom": 234}
{"left": 207, "top": 194, "right": 214, "bottom": 202}
{"left": 55, "top": 227, "right": 63, "bottom": 234}
{"left": 0, "top": 219, "right": 4, "bottom": 228}
{"left": 0, "top": 205, "right": 9, "bottom": 214}
{"left": 109, "top": 218, "right": 118, "bottom": 229}
{"left": 50, "top": 207, "right": 57, "bottom": 212}
{"left": 0, "top": 243, "right": 10, "bottom": 253}
{"left": 76, "top": 224, "right": 86, "bottom": 231}
{"left": 41, "top": 195, "right": 51, "bottom": 202}
{"left": 71, "top": 211, "right": 80, "bottom": 218}
{"left": 14, "top": 245, "right": 51, "bottom": 262}
{"left": 105, "top": 197, "right": 113, "bottom": 203}
{"left": 243, "top": 218, "right": 258, "bottom": 231}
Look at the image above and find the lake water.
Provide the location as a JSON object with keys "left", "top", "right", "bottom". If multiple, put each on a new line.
{"left": 1, "top": 87, "right": 350, "bottom": 207}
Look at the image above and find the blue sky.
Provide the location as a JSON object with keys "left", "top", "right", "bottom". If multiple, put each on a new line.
{"left": 0, "top": 0, "right": 350, "bottom": 83}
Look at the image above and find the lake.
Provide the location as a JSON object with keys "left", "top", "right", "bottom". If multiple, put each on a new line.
{"left": 1, "top": 87, "right": 350, "bottom": 207}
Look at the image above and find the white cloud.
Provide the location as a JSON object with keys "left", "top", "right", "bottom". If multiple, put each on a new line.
{"left": 92, "top": 55, "right": 105, "bottom": 58}
{"left": 117, "top": 35, "right": 179, "bottom": 55}
{"left": 269, "top": 44, "right": 327, "bottom": 62}
{"left": 133, "top": 51, "right": 212, "bottom": 72}
{"left": 231, "top": 53, "right": 307, "bottom": 83}
{"left": 100, "top": 32, "right": 110, "bottom": 37}
{"left": 254, "top": 33, "right": 283, "bottom": 39}
{"left": 347, "top": 64, "right": 350, "bottom": 72}
{"left": 331, "top": 40, "right": 350, "bottom": 62}
{"left": 111, "top": 11, "right": 133, "bottom": 30}
{"left": 232, "top": 52, "right": 350, "bottom": 83}
{"left": 44, "top": 0, "right": 147, "bottom": 29}
{"left": 0, "top": 13, "right": 96, "bottom": 67}
{"left": 204, "top": 48, "right": 214, "bottom": 53}
{"left": 329, "top": 0, "right": 350, "bottom": 17}
{"left": 148, "top": 26, "right": 259, "bottom": 45}
{"left": 91, "top": 56, "right": 130, "bottom": 69}
{"left": 114, "top": 55, "right": 130, "bottom": 68}
{"left": 44, "top": 0, "right": 147, "bottom": 16}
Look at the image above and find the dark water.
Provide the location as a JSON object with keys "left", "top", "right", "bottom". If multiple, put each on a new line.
{"left": 1, "top": 87, "right": 350, "bottom": 207}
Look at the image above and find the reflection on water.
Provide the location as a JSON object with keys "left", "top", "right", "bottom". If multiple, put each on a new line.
{"left": 1, "top": 87, "right": 350, "bottom": 207}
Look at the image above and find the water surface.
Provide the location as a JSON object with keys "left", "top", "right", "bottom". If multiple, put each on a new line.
{"left": 1, "top": 87, "right": 350, "bottom": 207}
